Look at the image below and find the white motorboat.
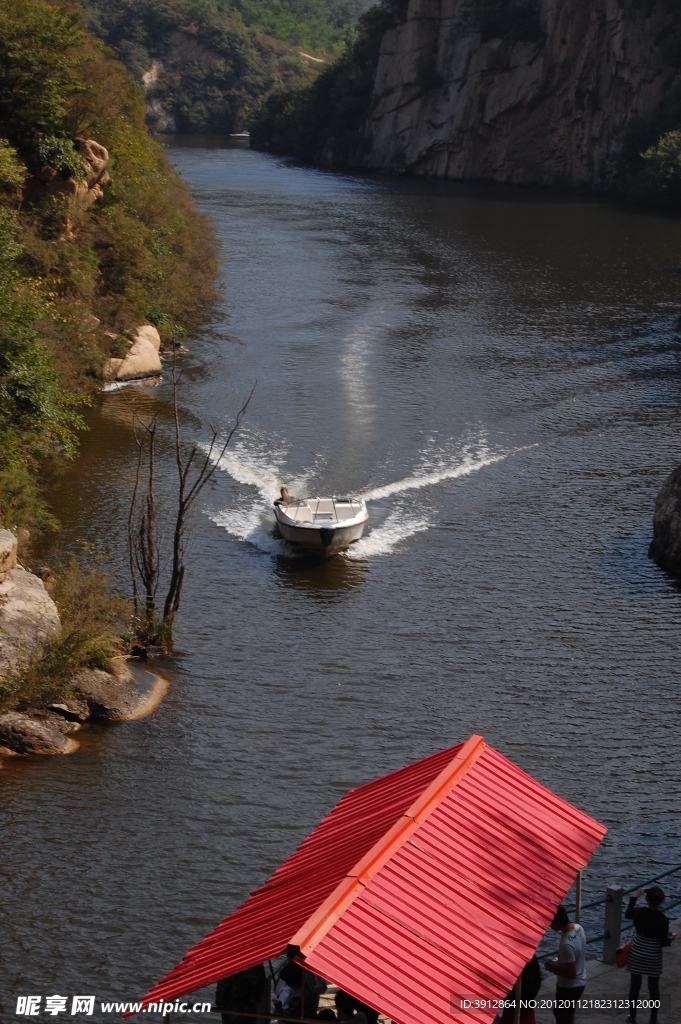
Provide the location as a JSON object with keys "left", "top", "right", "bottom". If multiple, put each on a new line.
{"left": 273, "top": 496, "right": 368, "bottom": 554}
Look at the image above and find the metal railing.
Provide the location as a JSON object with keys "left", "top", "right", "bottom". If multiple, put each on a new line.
{"left": 544, "top": 863, "right": 681, "bottom": 962}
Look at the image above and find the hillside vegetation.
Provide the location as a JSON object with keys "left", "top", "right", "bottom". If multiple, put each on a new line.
{"left": 0, "top": 0, "right": 217, "bottom": 535}
{"left": 250, "top": 0, "right": 392, "bottom": 161}
{"left": 86, "top": 0, "right": 371, "bottom": 134}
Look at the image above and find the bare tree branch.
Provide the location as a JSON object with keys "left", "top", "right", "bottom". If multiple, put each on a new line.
{"left": 126, "top": 351, "right": 255, "bottom": 647}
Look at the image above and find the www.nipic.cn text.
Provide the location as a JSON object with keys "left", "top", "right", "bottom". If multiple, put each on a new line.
{"left": 15, "top": 996, "right": 212, "bottom": 1016}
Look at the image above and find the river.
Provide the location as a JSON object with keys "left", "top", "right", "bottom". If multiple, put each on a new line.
{"left": 2, "top": 139, "right": 681, "bottom": 1011}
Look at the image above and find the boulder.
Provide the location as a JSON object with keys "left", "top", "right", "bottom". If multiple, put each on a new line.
{"left": 0, "top": 557, "right": 61, "bottom": 679}
{"left": 0, "top": 529, "right": 18, "bottom": 582}
{"left": 0, "top": 712, "right": 78, "bottom": 755}
{"left": 42, "top": 711, "right": 81, "bottom": 735}
{"left": 43, "top": 139, "right": 110, "bottom": 213}
{"left": 649, "top": 464, "right": 681, "bottom": 577}
{"left": 103, "top": 324, "right": 162, "bottom": 382}
{"left": 74, "top": 138, "right": 110, "bottom": 191}
{"left": 133, "top": 324, "right": 161, "bottom": 352}
{"left": 70, "top": 667, "right": 149, "bottom": 721}
{"left": 49, "top": 698, "right": 90, "bottom": 723}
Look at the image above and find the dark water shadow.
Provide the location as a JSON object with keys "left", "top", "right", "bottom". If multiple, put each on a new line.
{"left": 271, "top": 548, "right": 368, "bottom": 595}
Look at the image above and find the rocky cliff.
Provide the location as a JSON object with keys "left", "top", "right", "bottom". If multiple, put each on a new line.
{"left": 357, "top": 0, "right": 681, "bottom": 188}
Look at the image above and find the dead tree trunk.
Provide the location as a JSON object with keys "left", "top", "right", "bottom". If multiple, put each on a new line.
{"left": 128, "top": 361, "right": 254, "bottom": 648}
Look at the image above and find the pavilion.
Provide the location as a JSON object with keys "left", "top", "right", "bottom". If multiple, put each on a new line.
{"left": 131, "top": 734, "right": 606, "bottom": 1023}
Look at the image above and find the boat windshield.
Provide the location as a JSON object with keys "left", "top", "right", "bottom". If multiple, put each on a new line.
{"left": 282, "top": 497, "right": 364, "bottom": 524}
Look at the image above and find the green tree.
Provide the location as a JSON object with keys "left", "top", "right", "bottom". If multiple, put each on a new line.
{"left": 632, "top": 130, "right": 681, "bottom": 211}
{"left": 0, "top": 0, "right": 87, "bottom": 170}
{"left": 0, "top": 141, "right": 84, "bottom": 529}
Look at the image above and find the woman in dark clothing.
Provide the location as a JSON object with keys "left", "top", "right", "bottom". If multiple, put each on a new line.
{"left": 625, "top": 885, "right": 675, "bottom": 1024}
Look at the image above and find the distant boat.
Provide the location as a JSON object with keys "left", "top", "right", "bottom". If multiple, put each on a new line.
{"left": 229, "top": 131, "right": 250, "bottom": 139}
{"left": 273, "top": 497, "right": 368, "bottom": 554}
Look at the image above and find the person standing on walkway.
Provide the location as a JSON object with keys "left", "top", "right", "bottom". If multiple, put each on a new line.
{"left": 544, "top": 905, "right": 587, "bottom": 1024}
{"left": 625, "top": 885, "right": 675, "bottom": 1024}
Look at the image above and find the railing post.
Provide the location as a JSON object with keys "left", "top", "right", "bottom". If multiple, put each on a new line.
{"left": 602, "top": 886, "right": 623, "bottom": 964}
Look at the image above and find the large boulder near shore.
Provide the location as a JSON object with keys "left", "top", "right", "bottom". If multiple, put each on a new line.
{"left": 0, "top": 545, "right": 61, "bottom": 679}
{"left": 69, "top": 667, "right": 154, "bottom": 721}
{"left": 649, "top": 464, "right": 681, "bottom": 577}
{"left": 103, "top": 324, "right": 162, "bottom": 382}
{"left": 0, "top": 712, "right": 78, "bottom": 755}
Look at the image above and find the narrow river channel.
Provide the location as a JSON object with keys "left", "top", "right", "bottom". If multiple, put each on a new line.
{"left": 2, "top": 140, "right": 681, "bottom": 1009}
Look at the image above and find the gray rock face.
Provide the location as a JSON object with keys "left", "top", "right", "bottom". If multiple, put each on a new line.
{"left": 0, "top": 529, "right": 18, "bottom": 581}
{"left": 0, "top": 712, "right": 78, "bottom": 755}
{"left": 649, "top": 464, "right": 681, "bottom": 577}
{"left": 70, "top": 668, "right": 148, "bottom": 721}
{"left": 49, "top": 699, "right": 90, "bottom": 722}
{"left": 0, "top": 561, "right": 61, "bottom": 679}
{"left": 356, "top": 0, "right": 681, "bottom": 190}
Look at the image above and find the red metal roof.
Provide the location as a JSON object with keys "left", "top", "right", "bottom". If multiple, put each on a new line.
{"left": 133, "top": 736, "right": 606, "bottom": 1022}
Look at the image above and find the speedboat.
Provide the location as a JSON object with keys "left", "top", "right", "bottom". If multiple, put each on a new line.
{"left": 273, "top": 496, "right": 368, "bottom": 554}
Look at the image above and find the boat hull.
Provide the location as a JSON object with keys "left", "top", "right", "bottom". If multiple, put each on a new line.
{"left": 273, "top": 497, "right": 368, "bottom": 554}
{"left": 276, "top": 518, "right": 366, "bottom": 553}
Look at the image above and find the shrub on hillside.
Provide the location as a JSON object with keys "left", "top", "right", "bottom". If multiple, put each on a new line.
{"left": 630, "top": 130, "right": 681, "bottom": 211}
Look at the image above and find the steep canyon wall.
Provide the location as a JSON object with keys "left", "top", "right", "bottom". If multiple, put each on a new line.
{"left": 358, "top": 0, "right": 681, "bottom": 188}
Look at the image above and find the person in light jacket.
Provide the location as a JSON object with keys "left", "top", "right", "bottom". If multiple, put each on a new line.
{"left": 544, "top": 905, "right": 587, "bottom": 1024}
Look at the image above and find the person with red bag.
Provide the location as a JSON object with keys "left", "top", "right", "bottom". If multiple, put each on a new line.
{"left": 624, "top": 885, "right": 676, "bottom": 1024}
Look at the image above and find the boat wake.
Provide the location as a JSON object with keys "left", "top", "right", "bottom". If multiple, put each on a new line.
{"left": 209, "top": 506, "right": 297, "bottom": 558}
{"left": 207, "top": 435, "right": 530, "bottom": 559}
{"left": 205, "top": 438, "right": 309, "bottom": 557}
{"left": 360, "top": 448, "right": 510, "bottom": 501}
{"left": 344, "top": 513, "right": 429, "bottom": 559}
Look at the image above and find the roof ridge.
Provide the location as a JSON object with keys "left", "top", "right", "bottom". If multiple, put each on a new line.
{"left": 292, "top": 734, "right": 486, "bottom": 957}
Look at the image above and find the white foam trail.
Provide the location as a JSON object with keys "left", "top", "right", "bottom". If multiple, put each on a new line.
{"left": 101, "top": 378, "right": 162, "bottom": 393}
{"left": 345, "top": 514, "right": 429, "bottom": 559}
{"left": 214, "top": 450, "right": 282, "bottom": 501}
{"left": 209, "top": 507, "right": 300, "bottom": 558}
{"left": 205, "top": 440, "right": 307, "bottom": 557}
{"left": 207, "top": 442, "right": 309, "bottom": 502}
{"left": 360, "top": 449, "right": 514, "bottom": 501}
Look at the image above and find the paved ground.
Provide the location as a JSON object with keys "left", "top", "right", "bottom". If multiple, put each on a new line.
{"left": 535, "top": 917, "right": 680, "bottom": 1024}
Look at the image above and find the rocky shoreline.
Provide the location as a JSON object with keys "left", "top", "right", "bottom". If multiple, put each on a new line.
{"left": 649, "top": 463, "right": 681, "bottom": 579}
{"left": 0, "top": 529, "right": 167, "bottom": 760}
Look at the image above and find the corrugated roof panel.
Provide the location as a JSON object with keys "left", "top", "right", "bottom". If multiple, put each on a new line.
{"left": 303, "top": 745, "right": 606, "bottom": 1024}
{"left": 133, "top": 743, "right": 464, "bottom": 1010}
